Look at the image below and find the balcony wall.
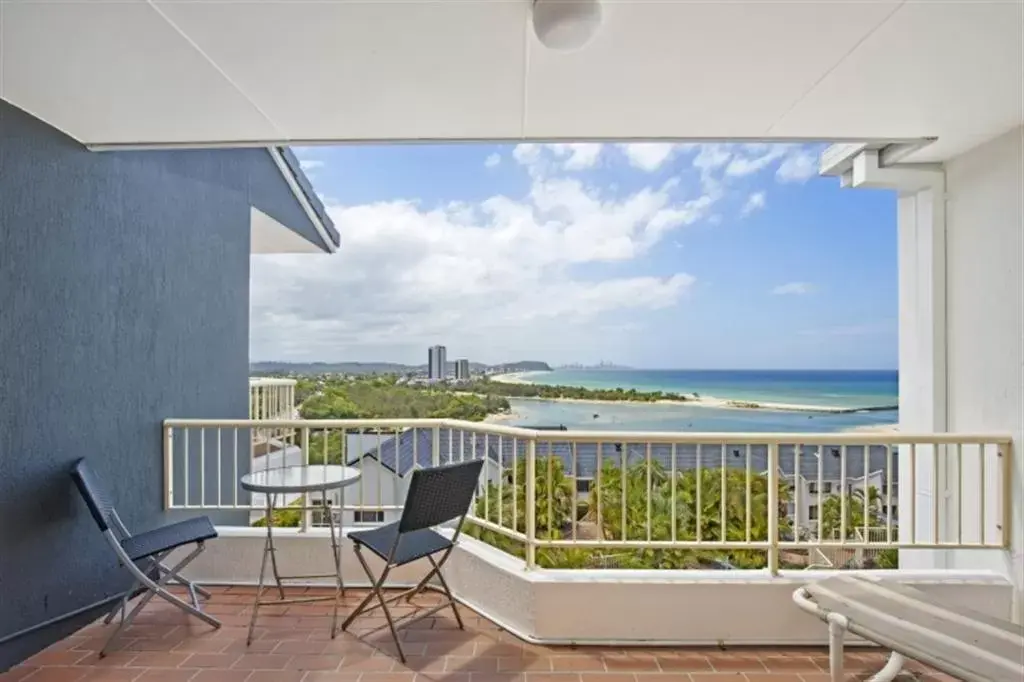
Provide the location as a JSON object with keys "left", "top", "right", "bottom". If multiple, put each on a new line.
{"left": 175, "top": 526, "right": 1016, "bottom": 646}
{"left": 0, "top": 101, "right": 321, "bottom": 669}
{"left": 943, "top": 125, "right": 1024, "bottom": 590}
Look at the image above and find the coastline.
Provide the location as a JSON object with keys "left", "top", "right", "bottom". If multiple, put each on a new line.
{"left": 842, "top": 422, "right": 900, "bottom": 434}
{"left": 488, "top": 372, "right": 896, "bottom": 416}
{"left": 483, "top": 410, "right": 527, "bottom": 424}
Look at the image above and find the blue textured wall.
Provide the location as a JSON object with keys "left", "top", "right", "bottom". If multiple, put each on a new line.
{"left": 0, "top": 100, "right": 317, "bottom": 669}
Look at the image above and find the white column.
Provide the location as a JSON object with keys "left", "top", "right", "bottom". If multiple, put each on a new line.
{"left": 896, "top": 186, "right": 948, "bottom": 570}
{"left": 823, "top": 148, "right": 948, "bottom": 570}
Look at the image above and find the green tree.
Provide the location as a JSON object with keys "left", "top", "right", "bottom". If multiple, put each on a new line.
{"left": 252, "top": 498, "right": 304, "bottom": 528}
{"left": 455, "top": 378, "right": 689, "bottom": 404}
{"left": 819, "top": 486, "right": 882, "bottom": 540}
{"left": 590, "top": 462, "right": 790, "bottom": 569}
{"left": 297, "top": 378, "right": 510, "bottom": 422}
{"left": 469, "top": 456, "right": 576, "bottom": 563}
{"left": 467, "top": 455, "right": 791, "bottom": 570}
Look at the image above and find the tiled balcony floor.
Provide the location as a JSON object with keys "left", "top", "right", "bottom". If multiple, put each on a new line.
{"left": 3, "top": 587, "right": 954, "bottom": 682}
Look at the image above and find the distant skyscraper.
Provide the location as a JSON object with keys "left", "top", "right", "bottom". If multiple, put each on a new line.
{"left": 455, "top": 358, "right": 471, "bottom": 381}
{"left": 428, "top": 345, "right": 447, "bottom": 379}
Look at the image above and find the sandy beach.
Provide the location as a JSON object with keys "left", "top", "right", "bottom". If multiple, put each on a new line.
{"left": 843, "top": 422, "right": 900, "bottom": 434}
{"left": 488, "top": 372, "right": 890, "bottom": 415}
{"left": 483, "top": 410, "right": 527, "bottom": 424}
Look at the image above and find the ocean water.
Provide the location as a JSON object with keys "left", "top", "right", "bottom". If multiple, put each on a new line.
{"left": 520, "top": 369, "right": 897, "bottom": 408}
{"left": 504, "top": 369, "right": 898, "bottom": 433}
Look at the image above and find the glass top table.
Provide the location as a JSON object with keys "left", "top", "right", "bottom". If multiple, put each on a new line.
{"left": 239, "top": 464, "right": 362, "bottom": 645}
{"left": 240, "top": 464, "right": 361, "bottom": 495}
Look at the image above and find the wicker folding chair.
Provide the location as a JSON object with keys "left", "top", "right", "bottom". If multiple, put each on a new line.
{"left": 70, "top": 458, "right": 221, "bottom": 655}
{"left": 341, "top": 458, "right": 485, "bottom": 662}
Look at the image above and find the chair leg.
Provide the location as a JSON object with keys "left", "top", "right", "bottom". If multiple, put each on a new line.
{"left": 427, "top": 555, "right": 463, "bottom": 630}
{"left": 103, "top": 596, "right": 126, "bottom": 626}
{"left": 154, "top": 563, "right": 212, "bottom": 600}
{"left": 344, "top": 546, "right": 406, "bottom": 664}
{"left": 140, "top": 550, "right": 210, "bottom": 607}
{"left": 101, "top": 545, "right": 220, "bottom": 657}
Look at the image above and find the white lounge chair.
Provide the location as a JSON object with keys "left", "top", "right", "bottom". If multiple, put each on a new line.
{"left": 793, "top": 574, "right": 1024, "bottom": 682}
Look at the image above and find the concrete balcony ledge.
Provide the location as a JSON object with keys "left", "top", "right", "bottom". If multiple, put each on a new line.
{"left": 171, "top": 525, "right": 1018, "bottom": 647}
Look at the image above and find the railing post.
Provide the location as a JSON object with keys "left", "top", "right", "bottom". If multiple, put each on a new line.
{"left": 525, "top": 438, "right": 537, "bottom": 569}
{"left": 300, "top": 426, "right": 310, "bottom": 532}
{"left": 767, "top": 442, "right": 780, "bottom": 576}
{"left": 431, "top": 426, "right": 441, "bottom": 467}
{"left": 163, "top": 425, "right": 174, "bottom": 510}
{"left": 999, "top": 440, "right": 1013, "bottom": 550}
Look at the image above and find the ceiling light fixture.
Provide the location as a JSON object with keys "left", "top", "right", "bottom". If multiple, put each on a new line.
{"left": 532, "top": 0, "right": 603, "bottom": 52}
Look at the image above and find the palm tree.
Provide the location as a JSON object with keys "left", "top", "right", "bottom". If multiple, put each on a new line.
{"left": 819, "top": 485, "right": 883, "bottom": 540}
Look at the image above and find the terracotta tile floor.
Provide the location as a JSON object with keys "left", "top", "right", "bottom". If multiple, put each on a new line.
{"left": 2, "top": 587, "right": 955, "bottom": 682}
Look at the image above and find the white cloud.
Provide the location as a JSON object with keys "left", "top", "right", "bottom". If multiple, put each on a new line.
{"left": 771, "top": 281, "right": 814, "bottom": 295}
{"left": 692, "top": 144, "right": 732, "bottom": 173}
{"left": 722, "top": 144, "right": 821, "bottom": 183}
{"left": 512, "top": 143, "right": 542, "bottom": 165}
{"left": 776, "top": 150, "right": 818, "bottom": 183}
{"left": 484, "top": 153, "right": 501, "bottom": 168}
{"left": 251, "top": 171, "right": 708, "bottom": 362}
{"left": 299, "top": 160, "right": 325, "bottom": 171}
{"left": 618, "top": 143, "right": 683, "bottom": 172}
{"left": 252, "top": 142, "right": 826, "bottom": 362}
{"left": 546, "top": 143, "right": 603, "bottom": 170}
{"left": 513, "top": 143, "right": 603, "bottom": 172}
{"left": 725, "top": 147, "right": 788, "bottom": 177}
{"left": 741, "top": 191, "right": 766, "bottom": 216}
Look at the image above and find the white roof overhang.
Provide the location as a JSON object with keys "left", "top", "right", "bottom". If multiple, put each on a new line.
{"left": 1, "top": 0, "right": 1021, "bottom": 163}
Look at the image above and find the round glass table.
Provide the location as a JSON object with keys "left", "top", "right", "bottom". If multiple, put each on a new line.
{"left": 240, "top": 465, "right": 362, "bottom": 644}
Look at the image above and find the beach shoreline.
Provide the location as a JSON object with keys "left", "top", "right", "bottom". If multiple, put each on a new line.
{"left": 842, "top": 422, "right": 900, "bottom": 434}
{"left": 488, "top": 372, "right": 896, "bottom": 416}
{"left": 483, "top": 410, "right": 527, "bottom": 424}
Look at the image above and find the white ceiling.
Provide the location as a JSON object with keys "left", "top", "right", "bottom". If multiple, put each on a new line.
{"left": 1, "top": 0, "right": 1021, "bottom": 162}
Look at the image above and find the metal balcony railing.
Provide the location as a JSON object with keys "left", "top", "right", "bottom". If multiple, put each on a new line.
{"left": 162, "top": 418, "right": 1013, "bottom": 575}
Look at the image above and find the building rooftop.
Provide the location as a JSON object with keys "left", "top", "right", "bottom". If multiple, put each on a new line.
{"left": 348, "top": 429, "right": 897, "bottom": 483}
{"left": 3, "top": 586, "right": 946, "bottom": 682}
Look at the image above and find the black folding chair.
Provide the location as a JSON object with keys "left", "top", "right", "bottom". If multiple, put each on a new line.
{"left": 70, "top": 458, "right": 221, "bottom": 655}
{"left": 341, "top": 458, "right": 485, "bottom": 662}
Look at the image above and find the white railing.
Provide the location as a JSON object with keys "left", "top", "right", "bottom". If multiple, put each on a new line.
{"left": 249, "top": 377, "right": 296, "bottom": 420}
{"left": 162, "top": 418, "right": 1012, "bottom": 574}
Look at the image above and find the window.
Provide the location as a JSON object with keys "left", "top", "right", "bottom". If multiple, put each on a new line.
{"left": 354, "top": 510, "right": 385, "bottom": 524}
{"left": 576, "top": 478, "right": 592, "bottom": 494}
{"left": 823, "top": 482, "right": 833, "bottom": 493}
{"left": 808, "top": 505, "right": 819, "bottom": 520}
{"left": 311, "top": 498, "right": 333, "bottom": 527}
{"left": 808, "top": 482, "right": 818, "bottom": 494}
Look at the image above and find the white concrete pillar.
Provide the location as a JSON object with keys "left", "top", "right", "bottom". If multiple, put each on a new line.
{"left": 823, "top": 148, "right": 949, "bottom": 570}
{"left": 896, "top": 186, "right": 948, "bottom": 570}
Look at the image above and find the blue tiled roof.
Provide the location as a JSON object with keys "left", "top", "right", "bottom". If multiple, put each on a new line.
{"left": 346, "top": 428, "right": 504, "bottom": 476}
{"left": 347, "top": 430, "right": 896, "bottom": 484}
{"left": 548, "top": 442, "right": 897, "bottom": 483}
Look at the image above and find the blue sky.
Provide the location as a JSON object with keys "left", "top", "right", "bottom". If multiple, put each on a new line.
{"left": 250, "top": 143, "right": 897, "bottom": 370}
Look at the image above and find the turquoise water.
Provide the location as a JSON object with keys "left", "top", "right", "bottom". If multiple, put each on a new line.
{"left": 504, "top": 369, "right": 898, "bottom": 433}
{"left": 519, "top": 369, "right": 897, "bottom": 408}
